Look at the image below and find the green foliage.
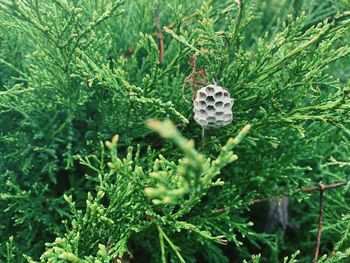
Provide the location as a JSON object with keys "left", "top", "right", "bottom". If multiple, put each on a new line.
{"left": 1, "top": 0, "right": 350, "bottom": 262}
{"left": 145, "top": 120, "right": 250, "bottom": 207}
{"left": 37, "top": 123, "right": 251, "bottom": 262}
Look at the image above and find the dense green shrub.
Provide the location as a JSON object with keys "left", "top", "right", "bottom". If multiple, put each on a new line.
{"left": 1, "top": 0, "right": 350, "bottom": 262}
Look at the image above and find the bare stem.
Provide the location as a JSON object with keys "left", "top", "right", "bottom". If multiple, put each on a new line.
{"left": 250, "top": 181, "right": 347, "bottom": 204}
{"left": 302, "top": 182, "right": 347, "bottom": 192}
{"left": 154, "top": 1, "right": 164, "bottom": 64}
{"left": 312, "top": 184, "right": 325, "bottom": 263}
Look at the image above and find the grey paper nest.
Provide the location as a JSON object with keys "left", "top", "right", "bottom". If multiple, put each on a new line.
{"left": 193, "top": 84, "right": 233, "bottom": 128}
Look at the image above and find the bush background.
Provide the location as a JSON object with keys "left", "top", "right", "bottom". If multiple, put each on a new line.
{"left": 1, "top": 0, "right": 350, "bottom": 262}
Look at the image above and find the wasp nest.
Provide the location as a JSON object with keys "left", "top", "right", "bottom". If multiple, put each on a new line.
{"left": 193, "top": 84, "right": 233, "bottom": 128}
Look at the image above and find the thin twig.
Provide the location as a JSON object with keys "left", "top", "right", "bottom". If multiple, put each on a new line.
{"left": 313, "top": 184, "right": 325, "bottom": 263}
{"left": 247, "top": 182, "right": 347, "bottom": 261}
{"left": 302, "top": 181, "right": 347, "bottom": 193}
{"left": 154, "top": 1, "right": 164, "bottom": 64}
{"left": 209, "top": 182, "right": 348, "bottom": 216}
{"left": 182, "top": 54, "right": 208, "bottom": 103}
{"left": 251, "top": 181, "right": 347, "bottom": 204}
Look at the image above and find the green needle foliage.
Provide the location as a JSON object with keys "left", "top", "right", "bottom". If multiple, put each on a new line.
{"left": 37, "top": 122, "right": 250, "bottom": 262}
{"left": 1, "top": 0, "right": 350, "bottom": 262}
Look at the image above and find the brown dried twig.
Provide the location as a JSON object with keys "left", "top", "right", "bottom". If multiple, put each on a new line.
{"left": 153, "top": 1, "right": 164, "bottom": 64}
{"left": 182, "top": 54, "right": 208, "bottom": 103}
{"left": 302, "top": 181, "right": 347, "bottom": 192}
{"left": 312, "top": 184, "right": 325, "bottom": 263}
{"left": 251, "top": 181, "right": 347, "bottom": 204}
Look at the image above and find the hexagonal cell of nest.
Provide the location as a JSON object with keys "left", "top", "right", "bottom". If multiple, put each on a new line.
{"left": 215, "top": 111, "right": 225, "bottom": 121}
{"left": 193, "top": 84, "right": 234, "bottom": 128}
{"left": 205, "top": 85, "right": 216, "bottom": 95}
{"left": 214, "top": 91, "right": 224, "bottom": 99}
{"left": 215, "top": 101, "right": 224, "bottom": 109}
{"left": 224, "top": 113, "right": 232, "bottom": 122}
{"left": 206, "top": 95, "right": 215, "bottom": 105}
{"left": 198, "top": 91, "right": 207, "bottom": 99}
{"left": 197, "top": 109, "right": 208, "bottom": 118}
{"left": 224, "top": 102, "right": 231, "bottom": 111}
